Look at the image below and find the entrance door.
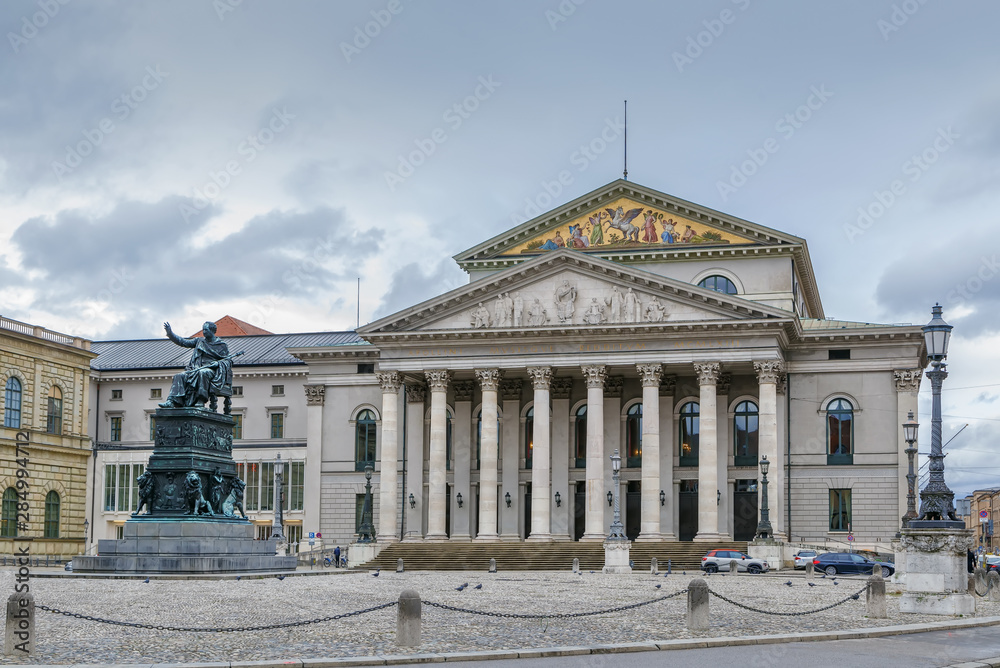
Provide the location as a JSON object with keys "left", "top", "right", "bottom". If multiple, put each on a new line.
{"left": 446, "top": 486, "right": 451, "bottom": 538}
{"left": 733, "top": 480, "right": 758, "bottom": 541}
{"left": 625, "top": 481, "right": 640, "bottom": 540}
{"left": 574, "top": 481, "right": 585, "bottom": 541}
{"left": 678, "top": 480, "right": 698, "bottom": 542}
{"left": 523, "top": 482, "right": 532, "bottom": 539}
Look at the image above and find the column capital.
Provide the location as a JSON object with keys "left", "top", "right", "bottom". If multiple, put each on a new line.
{"left": 659, "top": 374, "right": 677, "bottom": 396}
{"left": 636, "top": 363, "right": 662, "bottom": 388}
{"left": 475, "top": 368, "right": 503, "bottom": 392}
{"left": 405, "top": 384, "right": 426, "bottom": 404}
{"left": 581, "top": 365, "right": 606, "bottom": 388}
{"left": 693, "top": 362, "right": 721, "bottom": 385}
{"left": 500, "top": 379, "right": 523, "bottom": 401}
{"left": 526, "top": 366, "right": 553, "bottom": 390}
{"left": 716, "top": 372, "right": 732, "bottom": 396}
{"left": 753, "top": 360, "right": 785, "bottom": 384}
{"left": 304, "top": 385, "right": 326, "bottom": 406}
{"left": 894, "top": 368, "right": 922, "bottom": 393}
{"left": 453, "top": 380, "right": 475, "bottom": 402}
{"left": 551, "top": 377, "right": 574, "bottom": 399}
{"left": 604, "top": 376, "right": 624, "bottom": 398}
{"left": 376, "top": 371, "right": 402, "bottom": 393}
{"left": 776, "top": 373, "right": 787, "bottom": 396}
{"left": 424, "top": 369, "right": 451, "bottom": 392}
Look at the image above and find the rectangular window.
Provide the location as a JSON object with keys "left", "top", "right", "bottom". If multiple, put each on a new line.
{"left": 130, "top": 464, "right": 144, "bottom": 511}
{"left": 260, "top": 462, "right": 275, "bottom": 511}
{"left": 117, "top": 464, "right": 129, "bottom": 512}
{"left": 110, "top": 416, "right": 122, "bottom": 442}
{"left": 829, "top": 489, "right": 852, "bottom": 532}
{"left": 829, "top": 349, "right": 851, "bottom": 360}
{"left": 232, "top": 414, "right": 243, "bottom": 439}
{"left": 270, "top": 413, "right": 284, "bottom": 439}
{"left": 149, "top": 416, "right": 157, "bottom": 441}
{"left": 104, "top": 464, "right": 116, "bottom": 511}
{"left": 231, "top": 385, "right": 243, "bottom": 397}
{"left": 150, "top": 388, "right": 162, "bottom": 399}
{"left": 357, "top": 363, "right": 375, "bottom": 374}
{"left": 111, "top": 389, "right": 123, "bottom": 400}
{"left": 246, "top": 462, "right": 260, "bottom": 511}
{"left": 355, "top": 494, "right": 366, "bottom": 533}
{"left": 46, "top": 396, "right": 62, "bottom": 434}
{"left": 271, "top": 385, "right": 284, "bottom": 396}
{"left": 290, "top": 461, "right": 304, "bottom": 511}
{"left": 281, "top": 461, "right": 290, "bottom": 511}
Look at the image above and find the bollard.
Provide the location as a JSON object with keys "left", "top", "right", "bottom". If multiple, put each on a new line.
{"left": 489, "top": 557, "right": 497, "bottom": 573}
{"left": 396, "top": 590, "right": 421, "bottom": 647}
{"left": 974, "top": 567, "right": 989, "bottom": 597}
{"left": 687, "top": 578, "right": 709, "bottom": 631}
{"left": 396, "top": 558, "right": 405, "bottom": 574}
{"left": 988, "top": 571, "right": 1000, "bottom": 602}
{"left": 729, "top": 560, "right": 738, "bottom": 575}
{"left": 5, "top": 592, "right": 34, "bottom": 656}
{"left": 667, "top": 559, "right": 672, "bottom": 575}
{"left": 866, "top": 572, "right": 887, "bottom": 618}
{"left": 969, "top": 573, "right": 977, "bottom": 597}
{"left": 572, "top": 557, "right": 579, "bottom": 574}
{"left": 805, "top": 561, "right": 814, "bottom": 579}
{"left": 650, "top": 557, "right": 657, "bottom": 575}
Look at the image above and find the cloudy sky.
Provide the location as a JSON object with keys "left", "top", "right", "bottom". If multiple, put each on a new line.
{"left": 2, "top": 0, "right": 998, "bottom": 498}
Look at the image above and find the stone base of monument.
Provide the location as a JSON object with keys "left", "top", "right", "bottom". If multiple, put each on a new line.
{"left": 898, "top": 525, "right": 976, "bottom": 616}
{"left": 748, "top": 539, "right": 784, "bottom": 571}
{"left": 602, "top": 539, "right": 632, "bottom": 574}
{"left": 72, "top": 520, "right": 296, "bottom": 574}
{"left": 348, "top": 541, "right": 383, "bottom": 568}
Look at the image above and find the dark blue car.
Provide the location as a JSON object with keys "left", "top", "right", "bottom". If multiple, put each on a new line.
{"left": 813, "top": 552, "right": 894, "bottom": 578}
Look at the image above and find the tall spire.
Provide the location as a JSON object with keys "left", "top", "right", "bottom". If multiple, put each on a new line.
{"left": 623, "top": 99, "right": 628, "bottom": 181}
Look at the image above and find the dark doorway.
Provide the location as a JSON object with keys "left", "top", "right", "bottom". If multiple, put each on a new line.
{"left": 678, "top": 480, "right": 698, "bottom": 542}
{"left": 446, "top": 486, "right": 451, "bottom": 538}
{"left": 473, "top": 490, "right": 479, "bottom": 538}
{"left": 733, "top": 480, "right": 758, "bottom": 541}
{"left": 625, "top": 481, "right": 640, "bottom": 540}
{"left": 574, "top": 481, "right": 585, "bottom": 541}
{"left": 523, "top": 482, "right": 532, "bottom": 539}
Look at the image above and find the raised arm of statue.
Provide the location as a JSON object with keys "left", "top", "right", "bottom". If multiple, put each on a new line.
{"left": 164, "top": 321, "right": 197, "bottom": 348}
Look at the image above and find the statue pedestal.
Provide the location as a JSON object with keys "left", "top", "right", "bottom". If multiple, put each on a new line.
{"left": 348, "top": 541, "right": 384, "bottom": 568}
{"left": 602, "top": 539, "right": 632, "bottom": 574}
{"left": 899, "top": 526, "right": 976, "bottom": 616}
{"left": 748, "top": 538, "right": 784, "bottom": 571}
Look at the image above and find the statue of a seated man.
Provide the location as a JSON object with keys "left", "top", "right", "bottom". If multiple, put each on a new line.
{"left": 158, "top": 321, "right": 234, "bottom": 413}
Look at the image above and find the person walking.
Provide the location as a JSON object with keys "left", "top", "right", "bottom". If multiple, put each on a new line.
{"left": 334, "top": 546, "right": 341, "bottom": 569}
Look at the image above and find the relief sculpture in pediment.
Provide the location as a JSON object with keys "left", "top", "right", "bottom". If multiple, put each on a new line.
{"left": 553, "top": 280, "right": 577, "bottom": 324}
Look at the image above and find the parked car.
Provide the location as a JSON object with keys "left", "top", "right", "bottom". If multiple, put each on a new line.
{"left": 793, "top": 550, "right": 818, "bottom": 569}
{"left": 984, "top": 555, "right": 1000, "bottom": 572}
{"left": 701, "top": 549, "right": 769, "bottom": 574}
{"left": 812, "top": 552, "right": 894, "bottom": 578}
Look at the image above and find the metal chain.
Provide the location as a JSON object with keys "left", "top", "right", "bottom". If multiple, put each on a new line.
{"left": 423, "top": 589, "right": 688, "bottom": 619}
{"left": 36, "top": 601, "right": 397, "bottom": 633}
{"left": 706, "top": 583, "right": 869, "bottom": 616}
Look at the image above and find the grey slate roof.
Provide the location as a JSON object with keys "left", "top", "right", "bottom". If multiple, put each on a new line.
{"left": 91, "top": 331, "right": 363, "bottom": 371}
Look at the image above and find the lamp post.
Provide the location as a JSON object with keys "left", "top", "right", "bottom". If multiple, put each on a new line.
{"left": 83, "top": 518, "right": 89, "bottom": 551}
{"left": 911, "top": 304, "right": 964, "bottom": 528}
{"left": 901, "top": 411, "right": 919, "bottom": 529}
{"left": 357, "top": 464, "right": 376, "bottom": 543}
{"left": 755, "top": 455, "right": 772, "bottom": 540}
{"left": 270, "top": 453, "right": 285, "bottom": 541}
{"left": 608, "top": 449, "right": 626, "bottom": 540}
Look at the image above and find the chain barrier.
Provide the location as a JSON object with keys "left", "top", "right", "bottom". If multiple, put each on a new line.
{"left": 706, "top": 582, "right": 870, "bottom": 616}
{"left": 35, "top": 601, "right": 397, "bottom": 633}
{"left": 423, "top": 588, "right": 688, "bottom": 619}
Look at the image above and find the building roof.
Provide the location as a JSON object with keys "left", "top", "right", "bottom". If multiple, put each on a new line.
{"left": 190, "top": 315, "right": 275, "bottom": 338}
{"left": 91, "top": 331, "right": 362, "bottom": 371}
{"left": 800, "top": 318, "right": 913, "bottom": 330}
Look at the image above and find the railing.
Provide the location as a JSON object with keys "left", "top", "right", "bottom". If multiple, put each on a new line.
{"left": 0, "top": 315, "right": 90, "bottom": 350}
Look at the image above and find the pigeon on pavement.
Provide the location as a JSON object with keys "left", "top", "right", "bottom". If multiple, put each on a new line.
{"left": 784, "top": 581, "right": 793, "bottom": 586}
{"left": 474, "top": 584, "right": 482, "bottom": 589}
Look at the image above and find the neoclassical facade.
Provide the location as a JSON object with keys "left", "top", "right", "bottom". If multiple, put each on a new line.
{"left": 291, "top": 180, "right": 926, "bottom": 549}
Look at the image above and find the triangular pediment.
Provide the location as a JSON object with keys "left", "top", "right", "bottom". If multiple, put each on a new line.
{"left": 360, "top": 250, "right": 794, "bottom": 336}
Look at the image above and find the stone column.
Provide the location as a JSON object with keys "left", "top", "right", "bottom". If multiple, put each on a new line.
{"left": 659, "top": 376, "right": 677, "bottom": 540}
{"left": 581, "top": 365, "right": 607, "bottom": 541}
{"left": 452, "top": 380, "right": 474, "bottom": 540}
{"left": 694, "top": 362, "right": 721, "bottom": 541}
{"left": 303, "top": 385, "right": 325, "bottom": 543}
{"left": 424, "top": 370, "right": 451, "bottom": 541}
{"left": 475, "top": 369, "right": 502, "bottom": 541}
{"left": 754, "top": 361, "right": 784, "bottom": 539}
{"left": 637, "top": 363, "right": 662, "bottom": 541}
{"left": 500, "top": 379, "right": 522, "bottom": 540}
{"left": 527, "top": 367, "right": 553, "bottom": 541}
{"left": 550, "top": 377, "right": 573, "bottom": 541}
{"left": 375, "top": 373, "right": 401, "bottom": 543}
{"left": 403, "top": 384, "right": 426, "bottom": 540}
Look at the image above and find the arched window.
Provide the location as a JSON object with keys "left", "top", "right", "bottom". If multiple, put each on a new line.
{"left": 524, "top": 407, "right": 533, "bottom": 469}
{"left": 46, "top": 385, "right": 63, "bottom": 435}
{"left": 44, "top": 491, "right": 60, "bottom": 538}
{"left": 827, "top": 398, "right": 854, "bottom": 464}
{"left": 476, "top": 409, "right": 501, "bottom": 470}
{"left": 4, "top": 377, "right": 21, "bottom": 428}
{"left": 574, "top": 405, "right": 587, "bottom": 468}
{"left": 1, "top": 488, "right": 16, "bottom": 537}
{"left": 733, "top": 400, "right": 759, "bottom": 466}
{"left": 355, "top": 409, "right": 377, "bottom": 471}
{"left": 698, "top": 275, "right": 738, "bottom": 295}
{"left": 625, "top": 403, "right": 642, "bottom": 467}
{"left": 679, "top": 402, "right": 700, "bottom": 467}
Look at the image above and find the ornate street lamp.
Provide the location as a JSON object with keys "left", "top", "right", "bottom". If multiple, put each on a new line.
{"left": 456, "top": 492, "right": 463, "bottom": 508}
{"left": 901, "top": 411, "right": 919, "bottom": 529}
{"left": 357, "top": 464, "right": 376, "bottom": 543}
{"left": 755, "top": 455, "right": 772, "bottom": 540}
{"left": 911, "top": 304, "right": 963, "bottom": 528}
{"left": 608, "top": 449, "right": 626, "bottom": 540}
{"left": 660, "top": 490, "right": 666, "bottom": 507}
{"left": 554, "top": 491, "right": 561, "bottom": 507}
{"left": 270, "top": 453, "right": 285, "bottom": 541}
{"left": 505, "top": 491, "right": 512, "bottom": 508}
{"left": 409, "top": 492, "right": 416, "bottom": 509}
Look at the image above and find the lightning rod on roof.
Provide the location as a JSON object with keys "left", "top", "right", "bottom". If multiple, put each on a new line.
{"left": 623, "top": 99, "right": 628, "bottom": 181}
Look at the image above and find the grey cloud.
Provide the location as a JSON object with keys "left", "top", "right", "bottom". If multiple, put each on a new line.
{"left": 372, "top": 259, "right": 467, "bottom": 322}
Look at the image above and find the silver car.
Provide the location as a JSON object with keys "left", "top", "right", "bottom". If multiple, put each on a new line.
{"left": 794, "top": 550, "right": 818, "bottom": 569}
{"left": 700, "top": 549, "right": 769, "bottom": 574}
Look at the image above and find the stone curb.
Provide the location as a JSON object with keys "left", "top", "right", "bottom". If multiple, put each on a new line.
{"left": 10, "top": 615, "right": 1000, "bottom": 667}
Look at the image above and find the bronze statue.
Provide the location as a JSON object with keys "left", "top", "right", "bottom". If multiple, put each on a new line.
{"left": 209, "top": 467, "right": 225, "bottom": 510}
{"left": 222, "top": 478, "right": 247, "bottom": 518}
{"left": 184, "top": 471, "right": 214, "bottom": 516}
{"left": 158, "top": 321, "right": 240, "bottom": 413}
{"left": 132, "top": 470, "right": 155, "bottom": 516}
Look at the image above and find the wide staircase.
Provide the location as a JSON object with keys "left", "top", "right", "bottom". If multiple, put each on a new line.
{"left": 359, "top": 540, "right": 749, "bottom": 572}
